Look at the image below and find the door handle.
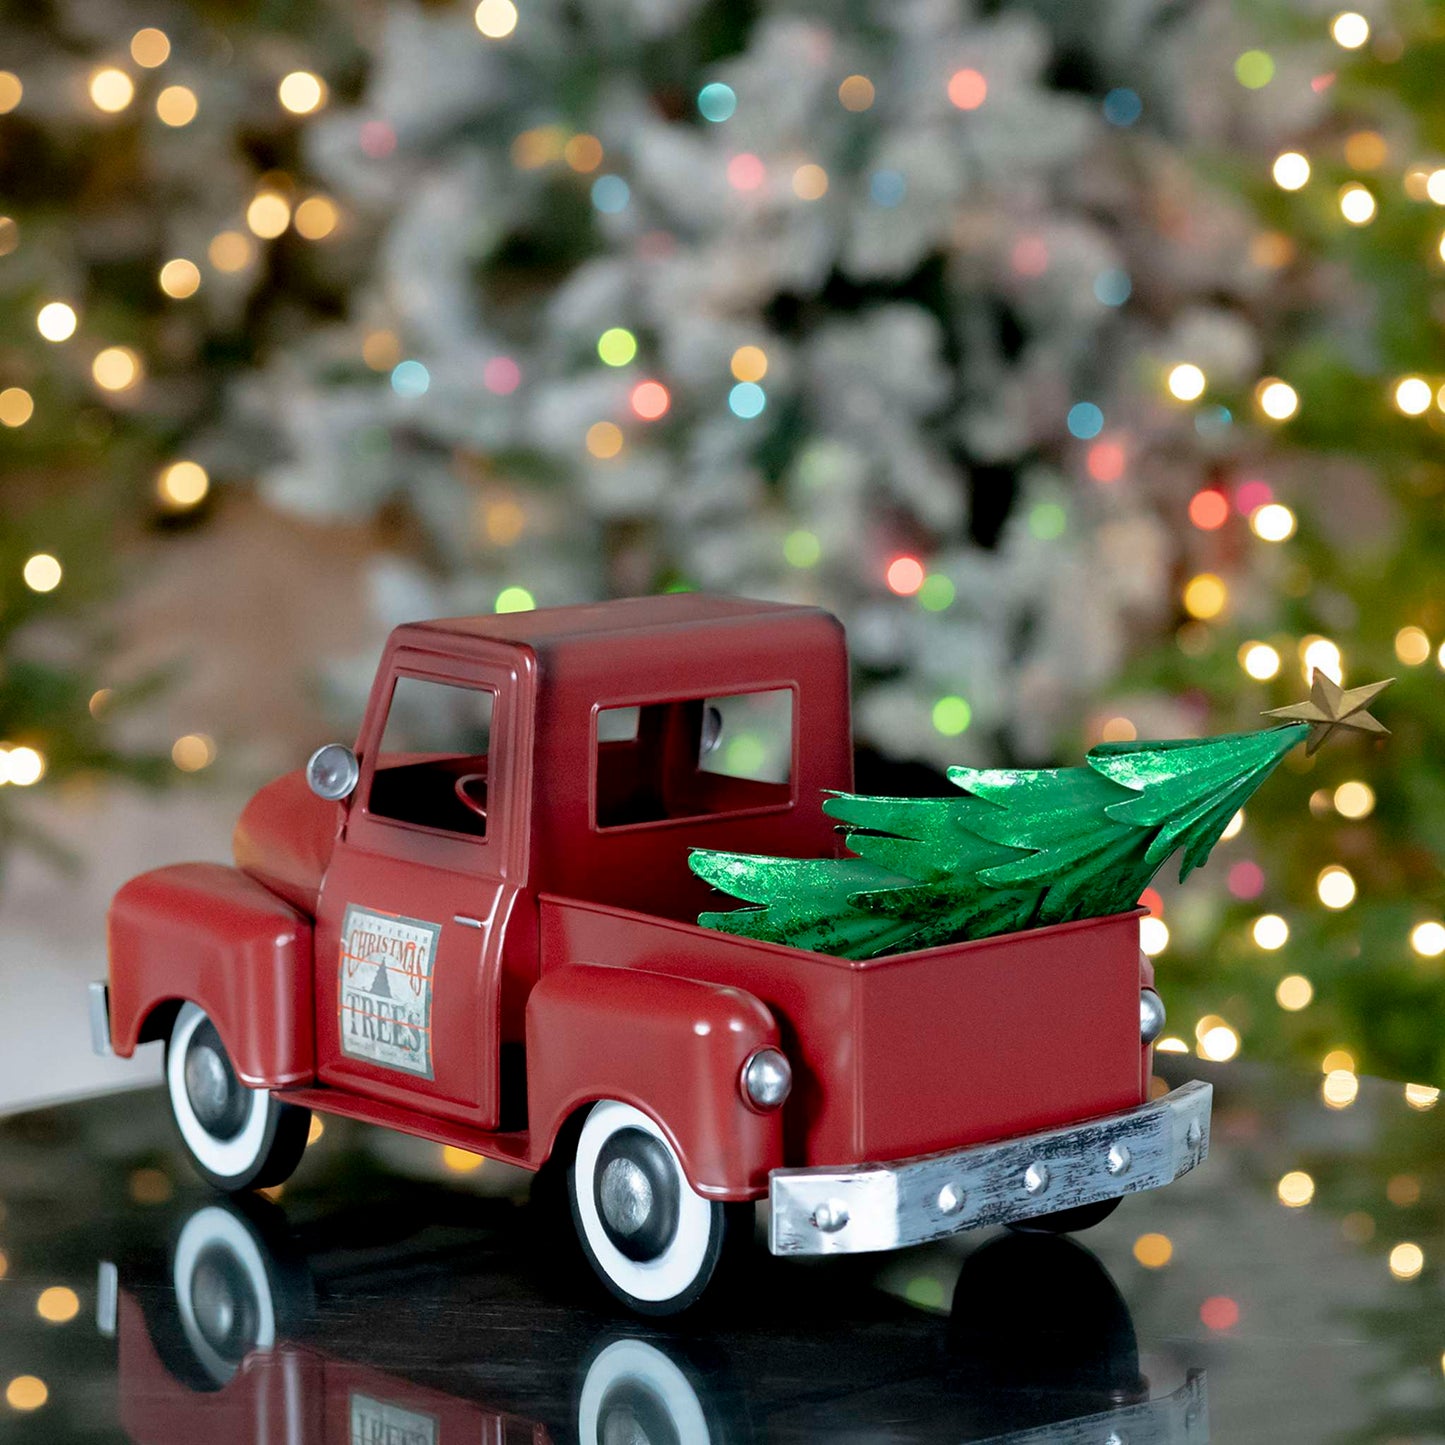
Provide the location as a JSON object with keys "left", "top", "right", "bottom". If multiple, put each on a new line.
{"left": 453, "top": 915, "right": 485, "bottom": 929}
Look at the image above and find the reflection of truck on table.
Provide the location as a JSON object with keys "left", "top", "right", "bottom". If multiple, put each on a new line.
{"left": 95, "top": 594, "right": 1209, "bottom": 1313}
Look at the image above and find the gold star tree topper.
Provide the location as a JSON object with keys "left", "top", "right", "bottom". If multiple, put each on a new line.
{"left": 1264, "top": 674, "right": 1394, "bottom": 755}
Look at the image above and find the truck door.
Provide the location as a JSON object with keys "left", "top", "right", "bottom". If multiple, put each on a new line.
{"left": 313, "top": 652, "right": 525, "bottom": 1130}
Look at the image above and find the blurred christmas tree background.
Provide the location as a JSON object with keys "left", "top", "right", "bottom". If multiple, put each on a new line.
{"left": 2, "top": 0, "right": 1444, "bottom": 1091}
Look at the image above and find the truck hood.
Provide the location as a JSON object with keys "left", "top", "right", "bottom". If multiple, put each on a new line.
{"left": 233, "top": 767, "right": 340, "bottom": 917}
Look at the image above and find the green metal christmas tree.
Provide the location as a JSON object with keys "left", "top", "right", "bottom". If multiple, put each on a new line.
{"left": 692, "top": 676, "right": 1393, "bottom": 960}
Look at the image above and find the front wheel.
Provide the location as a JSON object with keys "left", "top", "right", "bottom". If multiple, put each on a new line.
{"left": 166, "top": 1003, "right": 310, "bottom": 1193}
{"left": 568, "top": 1100, "right": 749, "bottom": 1315}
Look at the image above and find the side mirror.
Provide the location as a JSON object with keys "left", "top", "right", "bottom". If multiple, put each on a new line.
{"left": 306, "top": 743, "right": 359, "bottom": 801}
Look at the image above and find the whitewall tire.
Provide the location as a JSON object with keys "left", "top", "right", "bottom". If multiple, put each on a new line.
{"left": 166, "top": 1003, "right": 310, "bottom": 1192}
{"left": 568, "top": 1100, "right": 744, "bottom": 1315}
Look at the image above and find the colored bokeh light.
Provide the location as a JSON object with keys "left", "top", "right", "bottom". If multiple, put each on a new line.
{"left": 728, "top": 382, "right": 766, "bottom": 418}
{"left": 630, "top": 381, "right": 670, "bottom": 420}
{"left": 886, "top": 556, "right": 926, "bottom": 596}
{"left": 1188, "top": 489, "right": 1229, "bottom": 530}
{"left": 947, "top": 68, "right": 987, "bottom": 110}
{"left": 598, "top": 328, "right": 638, "bottom": 367}
{"left": 932, "top": 696, "right": 972, "bottom": 736}
{"left": 727, "top": 153, "right": 766, "bottom": 191}
{"left": 697, "top": 82, "right": 737, "bottom": 122}
{"left": 484, "top": 356, "right": 521, "bottom": 395}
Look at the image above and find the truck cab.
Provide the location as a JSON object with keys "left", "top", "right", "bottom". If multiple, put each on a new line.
{"left": 100, "top": 595, "right": 1208, "bottom": 1315}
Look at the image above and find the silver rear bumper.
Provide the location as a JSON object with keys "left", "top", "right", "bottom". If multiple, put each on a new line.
{"left": 769, "top": 1080, "right": 1211, "bottom": 1256}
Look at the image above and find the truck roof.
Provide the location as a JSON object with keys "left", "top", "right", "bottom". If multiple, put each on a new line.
{"left": 401, "top": 594, "right": 839, "bottom": 665}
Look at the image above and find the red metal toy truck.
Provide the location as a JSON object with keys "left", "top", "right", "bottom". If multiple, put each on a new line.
{"left": 94, "top": 594, "right": 1209, "bottom": 1314}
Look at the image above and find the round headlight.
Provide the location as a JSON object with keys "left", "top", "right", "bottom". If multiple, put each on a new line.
{"left": 1140, "top": 987, "right": 1166, "bottom": 1047}
{"left": 741, "top": 1047, "right": 792, "bottom": 1110}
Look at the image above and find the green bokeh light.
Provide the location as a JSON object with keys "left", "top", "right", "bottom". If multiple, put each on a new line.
{"left": 784, "top": 529, "right": 821, "bottom": 567}
{"left": 597, "top": 327, "right": 638, "bottom": 367}
{"left": 1234, "top": 50, "right": 1275, "bottom": 88}
{"left": 494, "top": 585, "right": 536, "bottom": 613}
{"left": 724, "top": 733, "right": 767, "bottom": 776}
{"left": 932, "top": 695, "right": 972, "bottom": 736}
{"left": 918, "top": 573, "right": 955, "bottom": 611}
{"left": 1030, "top": 502, "right": 1067, "bottom": 540}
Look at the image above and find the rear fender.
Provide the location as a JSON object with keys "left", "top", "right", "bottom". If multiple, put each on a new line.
{"left": 526, "top": 965, "right": 783, "bottom": 1199}
{"left": 107, "top": 863, "right": 315, "bottom": 1087}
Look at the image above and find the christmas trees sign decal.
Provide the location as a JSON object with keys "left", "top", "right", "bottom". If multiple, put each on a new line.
{"left": 691, "top": 674, "right": 1393, "bottom": 960}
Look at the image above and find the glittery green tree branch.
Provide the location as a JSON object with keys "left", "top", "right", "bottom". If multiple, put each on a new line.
{"left": 692, "top": 722, "right": 1312, "bottom": 958}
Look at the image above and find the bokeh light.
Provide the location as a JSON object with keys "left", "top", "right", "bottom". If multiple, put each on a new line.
{"left": 597, "top": 327, "right": 638, "bottom": 367}
{"left": 390, "top": 360, "right": 429, "bottom": 398}
{"left": 1276, "top": 974, "right": 1313, "bottom": 1010}
{"left": 246, "top": 192, "right": 291, "bottom": 239}
{"left": 932, "top": 696, "right": 972, "bottom": 736}
{"left": 1409, "top": 921, "right": 1445, "bottom": 957}
{"left": 1140, "top": 915, "right": 1170, "bottom": 957}
{"left": 1182, "top": 573, "right": 1227, "bottom": 620}
{"left": 1394, "top": 376, "right": 1432, "bottom": 414}
{"left": 36, "top": 302, "right": 77, "bottom": 342}
{"left": 1317, "top": 865, "right": 1356, "bottom": 910}
{"left": 1330, "top": 11, "right": 1370, "bottom": 48}
{"left": 1333, "top": 780, "right": 1374, "bottom": 819}
{"left": 1234, "top": 51, "right": 1275, "bottom": 88}
{"left": 209, "top": 231, "right": 254, "bottom": 272}
{"left": 90, "top": 67, "right": 135, "bottom": 113}
{"left": 1256, "top": 379, "right": 1299, "bottom": 419}
{"left": 279, "top": 71, "right": 327, "bottom": 115}
{"left": 792, "top": 163, "right": 828, "bottom": 200}
{"left": 886, "top": 556, "right": 925, "bottom": 596}
{"left": 494, "top": 586, "right": 535, "bottom": 613}
{"left": 1388, "top": 1242, "right": 1424, "bottom": 1280}
{"left": 947, "top": 68, "right": 987, "bottom": 110}
{"left": 1240, "top": 642, "right": 1281, "bottom": 680}
{"left": 585, "top": 421, "right": 623, "bottom": 459}
{"left": 730, "top": 345, "right": 767, "bottom": 382}
{"left": 92, "top": 346, "right": 142, "bottom": 392}
{"left": 1301, "top": 636, "right": 1343, "bottom": 683}
{"left": 1277, "top": 1170, "right": 1315, "bottom": 1207}
{"left": 697, "top": 82, "right": 737, "bottom": 122}
{"left": 1133, "top": 1232, "right": 1173, "bottom": 1268}
{"left": 1189, "top": 489, "right": 1229, "bottom": 530}
{"left": 1198, "top": 1023, "right": 1240, "bottom": 1061}
{"left": 131, "top": 28, "right": 170, "bottom": 67}
{"left": 630, "top": 380, "right": 670, "bottom": 420}
{"left": 1253, "top": 914, "right": 1289, "bottom": 950}
{"left": 1250, "top": 502, "right": 1296, "bottom": 541}
{"left": 294, "top": 197, "right": 339, "bottom": 240}
{"left": 1405, "top": 1083, "right": 1440, "bottom": 1110}
{"left": 728, "top": 381, "right": 766, "bottom": 418}
{"left": 1167, "top": 363, "right": 1206, "bottom": 401}
{"left": 5, "top": 1377, "right": 47, "bottom": 1411}
{"left": 0, "top": 72, "right": 19, "bottom": 114}
{"left": 156, "top": 85, "right": 198, "bottom": 126}
{"left": 22, "top": 554, "right": 62, "bottom": 592}
{"left": 839, "top": 75, "right": 875, "bottom": 111}
{"left": 35, "top": 1287, "right": 80, "bottom": 1323}
{"left": 171, "top": 733, "right": 216, "bottom": 772}
{"left": 0, "top": 388, "right": 34, "bottom": 427}
{"left": 1339, "top": 183, "right": 1376, "bottom": 224}
{"left": 157, "top": 460, "right": 209, "bottom": 509}
{"left": 727, "top": 153, "right": 766, "bottom": 191}
{"left": 1273, "top": 152, "right": 1311, "bottom": 190}
{"left": 159, "top": 258, "right": 201, "bottom": 298}
{"left": 474, "top": 0, "right": 518, "bottom": 39}
{"left": 1324, "top": 1068, "right": 1360, "bottom": 1108}
{"left": 1397, "top": 626, "right": 1432, "bottom": 665}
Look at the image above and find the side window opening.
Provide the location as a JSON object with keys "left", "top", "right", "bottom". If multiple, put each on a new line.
{"left": 369, "top": 675, "right": 496, "bottom": 838}
{"left": 595, "top": 688, "right": 793, "bottom": 829}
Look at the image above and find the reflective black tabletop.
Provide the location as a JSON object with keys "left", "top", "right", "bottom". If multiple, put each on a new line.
{"left": 1, "top": 1056, "right": 1442, "bottom": 1443}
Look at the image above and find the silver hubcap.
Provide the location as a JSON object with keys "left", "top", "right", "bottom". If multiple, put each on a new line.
{"left": 186, "top": 1046, "right": 232, "bottom": 1118}
{"left": 600, "top": 1157, "right": 655, "bottom": 1237}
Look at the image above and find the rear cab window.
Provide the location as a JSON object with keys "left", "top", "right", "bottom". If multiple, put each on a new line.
{"left": 594, "top": 687, "right": 794, "bottom": 829}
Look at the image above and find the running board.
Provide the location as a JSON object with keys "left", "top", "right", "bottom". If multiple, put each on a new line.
{"left": 275, "top": 1085, "right": 535, "bottom": 1170}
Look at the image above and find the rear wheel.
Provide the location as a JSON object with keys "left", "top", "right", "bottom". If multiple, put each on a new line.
{"left": 166, "top": 1003, "right": 310, "bottom": 1193}
{"left": 568, "top": 1100, "right": 749, "bottom": 1315}
{"left": 1007, "top": 1197, "right": 1121, "bottom": 1235}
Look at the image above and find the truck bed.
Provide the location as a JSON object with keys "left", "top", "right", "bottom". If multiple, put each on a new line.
{"left": 538, "top": 895, "right": 1147, "bottom": 1171}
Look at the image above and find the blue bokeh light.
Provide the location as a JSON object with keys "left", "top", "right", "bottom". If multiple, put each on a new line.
{"left": 697, "top": 83, "right": 737, "bottom": 123}
{"left": 390, "top": 360, "right": 430, "bottom": 398}
{"left": 1093, "top": 268, "right": 1132, "bottom": 306}
{"left": 1103, "top": 88, "right": 1143, "bottom": 126}
{"left": 729, "top": 382, "right": 766, "bottom": 419}
{"left": 870, "top": 169, "right": 907, "bottom": 207}
{"left": 1066, "top": 402, "right": 1104, "bottom": 440}
{"left": 591, "top": 175, "right": 631, "bottom": 214}
{"left": 1195, "top": 404, "right": 1234, "bottom": 438}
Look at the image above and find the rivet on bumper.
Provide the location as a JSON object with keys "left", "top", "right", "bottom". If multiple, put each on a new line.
{"left": 937, "top": 1183, "right": 966, "bottom": 1215}
{"left": 812, "top": 1200, "right": 850, "bottom": 1232}
{"left": 1023, "top": 1161, "right": 1051, "bottom": 1195}
{"left": 1106, "top": 1143, "right": 1132, "bottom": 1176}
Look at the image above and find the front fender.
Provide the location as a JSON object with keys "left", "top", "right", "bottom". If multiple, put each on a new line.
{"left": 526, "top": 965, "right": 783, "bottom": 1199}
{"left": 107, "top": 863, "right": 314, "bottom": 1087}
